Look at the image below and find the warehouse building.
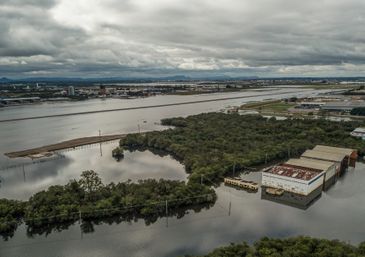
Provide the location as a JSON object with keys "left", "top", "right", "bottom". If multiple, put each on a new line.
{"left": 285, "top": 158, "right": 337, "bottom": 190}
{"left": 262, "top": 164, "right": 324, "bottom": 196}
{"left": 301, "top": 145, "right": 357, "bottom": 176}
{"left": 312, "top": 145, "right": 357, "bottom": 168}
{"left": 261, "top": 145, "right": 358, "bottom": 208}
{"left": 301, "top": 150, "right": 346, "bottom": 175}
{"left": 321, "top": 101, "right": 365, "bottom": 112}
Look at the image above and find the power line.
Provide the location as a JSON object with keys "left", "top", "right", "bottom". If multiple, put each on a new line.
{"left": 1, "top": 193, "right": 216, "bottom": 226}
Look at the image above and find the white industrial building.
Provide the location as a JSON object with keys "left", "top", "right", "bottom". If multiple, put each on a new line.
{"left": 262, "top": 145, "right": 358, "bottom": 202}
{"left": 262, "top": 164, "right": 324, "bottom": 196}
{"left": 285, "top": 158, "right": 336, "bottom": 190}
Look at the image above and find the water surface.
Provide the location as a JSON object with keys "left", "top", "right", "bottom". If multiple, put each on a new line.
{"left": 2, "top": 88, "right": 363, "bottom": 257}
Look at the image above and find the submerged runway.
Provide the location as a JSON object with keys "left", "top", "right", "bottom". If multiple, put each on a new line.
{"left": 0, "top": 90, "right": 300, "bottom": 123}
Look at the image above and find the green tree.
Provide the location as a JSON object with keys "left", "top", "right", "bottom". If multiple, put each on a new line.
{"left": 79, "top": 170, "right": 103, "bottom": 194}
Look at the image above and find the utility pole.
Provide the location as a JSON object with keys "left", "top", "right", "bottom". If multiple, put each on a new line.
{"left": 22, "top": 164, "right": 26, "bottom": 182}
{"left": 79, "top": 210, "right": 82, "bottom": 224}
{"left": 265, "top": 153, "right": 268, "bottom": 164}
{"left": 165, "top": 200, "right": 169, "bottom": 227}
{"left": 99, "top": 130, "right": 103, "bottom": 157}
{"left": 232, "top": 162, "right": 236, "bottom": 177}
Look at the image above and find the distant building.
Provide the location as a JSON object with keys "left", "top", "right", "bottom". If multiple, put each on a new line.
{"left": 99, "top": 85, "right": 106, "bottom": 95}
{"left": 68, "top": 86, "right": 75, "bottom": 96}
{"left": 0, "top": 97, "right": 41, "bottom": 105}
{"left": 297, "top": 102, "right": 325, "bottom": 109}
{"left": 321, "top": 101, "right": 365, "bottom": 112}
{"left": 350, "top": 128, "right": 365, "bottom": 139}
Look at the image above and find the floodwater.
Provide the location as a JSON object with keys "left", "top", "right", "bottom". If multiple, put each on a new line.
{"left": 1, "top": 87, "right": 364, "bottom": 257}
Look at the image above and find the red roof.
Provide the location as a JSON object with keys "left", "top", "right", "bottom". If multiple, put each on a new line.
{"left": 266, "top": 164, "right": 322, "bottom": 181}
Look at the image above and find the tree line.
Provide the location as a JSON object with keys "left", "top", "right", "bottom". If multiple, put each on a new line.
{"left": 120, "top": 113, "right": 365, "bottom": 185}
{"left": 0, "top": 171, "right": 215, "bottom": 240}
{"left": 183, "top": 236, "right": 365, "bottom": 257}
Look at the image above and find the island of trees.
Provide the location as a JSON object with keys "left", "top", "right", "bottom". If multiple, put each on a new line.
{"left": 120, "top": 113, "right": 365, "bottom": 184}
{"left": 0, "top": 171, "right": 215, "bottom": 239}
{"left": 183, "top": 236, "right": 365, "bottom": 257}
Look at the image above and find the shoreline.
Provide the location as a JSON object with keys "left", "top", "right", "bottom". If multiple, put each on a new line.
{"left": 4, "top": 134, "right": 127, "bottom": 158}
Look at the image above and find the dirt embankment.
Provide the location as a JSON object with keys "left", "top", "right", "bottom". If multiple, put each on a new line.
{"left": 5, "top": 134, "right": 126, "bottom": 158}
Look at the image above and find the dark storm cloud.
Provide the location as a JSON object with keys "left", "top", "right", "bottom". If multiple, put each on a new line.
{"left": 1, "top": 0, "right": 365, "bottom": 77}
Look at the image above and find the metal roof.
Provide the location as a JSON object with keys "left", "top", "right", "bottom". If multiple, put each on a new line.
{"left": 301, "top": 149, "right": 346, "bottom": 162}
{"left": 286, "top": 158, "right": 335, "bottom": 171}
{"left": 353, "top": 128, "right": 365, "bottom": 133}
{"left": 321, "top": 101, "right": 365, "bottom": 110}
{"left": 313, "top": 145, "right": 355, "bottom": 156}
{"left": 266, "top": 164, "right": 322, "bottom": 181}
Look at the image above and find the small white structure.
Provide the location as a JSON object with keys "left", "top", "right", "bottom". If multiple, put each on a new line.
{"left": 262, "top": 164, "right": 324, "bottom": 196}
{"left": 351, "top": 128, "right": 365, "bottom": 139}
{"left": 238, "top": 109, "right": 259, "bottom": 115}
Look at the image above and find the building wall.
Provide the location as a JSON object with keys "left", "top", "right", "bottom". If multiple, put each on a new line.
{"left": 323, "top": 165, "right": 336, "bottom": 182}
{"left": 350, "top": 151, "right": 358, "bottom": 167}
{"left": 262, "top": 172, "right": 324, "bottom": 196}
{"left": 323, "top": 175, "right": 336, "bottom": 191}
{"left": 307, "top": 173, "right": 325, "bottom": 195}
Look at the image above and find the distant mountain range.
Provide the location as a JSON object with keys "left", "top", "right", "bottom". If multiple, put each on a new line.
{"left": 0, "top": 75, "right": 260, "bottom": 84}
{"left": 1, "top": 75, "right": 365, "bottom": 85}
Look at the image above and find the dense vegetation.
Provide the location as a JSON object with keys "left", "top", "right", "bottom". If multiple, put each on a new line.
{"left": 112, "top": 146, "right": 124, "bottom": 160}
{"left": 0, "top": 171, "right": 215, "bottom": 239}
{"left": 350, "top": 107, "right": 365, "bottom": 116}
{"left": 184, "top": 236, "right": 365, "bottom": 257}
{"left": 120, "top": 113, "right": 365, "bottom": 184}
{"left": 0, "top": 199, "right": 25, "bottom": 240}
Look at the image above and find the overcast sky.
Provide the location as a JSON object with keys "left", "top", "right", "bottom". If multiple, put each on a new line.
{"left": 0, "top": 0, "right": 365, "bottom": 78}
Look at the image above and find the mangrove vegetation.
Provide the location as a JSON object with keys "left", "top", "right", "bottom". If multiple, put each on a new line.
{"left": 0, "top": 170, "right": 215, "bottom": 239}
{"left": 120, "top": 113, "right": 365, "bottom": 184}
{"left": 184, "top": 236, "right": 365, "bottom": 257}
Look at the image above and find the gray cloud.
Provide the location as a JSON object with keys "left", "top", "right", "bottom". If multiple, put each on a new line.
{"left": 1, "top": 0, "right": 365, "bottom": 78}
